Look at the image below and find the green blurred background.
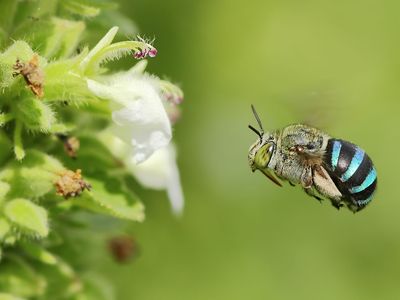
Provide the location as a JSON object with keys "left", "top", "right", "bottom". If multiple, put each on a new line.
{"left": 99, "top": 0, "right": 400, "bottom": 299}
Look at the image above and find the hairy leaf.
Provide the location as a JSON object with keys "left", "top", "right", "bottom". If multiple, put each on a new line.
{"left": 4, "top": 199, "right": 49, "bottom": 237}
{"left": 0, "top": 256, "right": 47, "bottom": 297}
{"left": 0, "top": 150, "right": 64, "bottom": 199}
{"left": 45, "top": 18, "right": 85, "bottom": 59}
{"left": 74, "top": 178, "right": 144, "bottom": 222}
{"left": 17, "top": 98, "right": 56, "bottom": 132}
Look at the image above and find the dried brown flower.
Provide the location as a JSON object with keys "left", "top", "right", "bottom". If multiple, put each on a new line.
{"left": 108, "top": 235, "right": 138, "bottom": 263}
{"left": 64, "top": 137, "right": 80, "bottom": 158}
{"left": 55, "top": 169, "right": 91, "bottom": 199}
{"left": 57, "top": 134, "right": 80, "bottom": 158}
{"left": 13, "top": 54, "right": 45, "bottom": 98}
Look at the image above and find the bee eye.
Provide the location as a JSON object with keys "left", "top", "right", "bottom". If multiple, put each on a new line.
{"left": 254, "top": 142, "right": 274, "bottom": 169}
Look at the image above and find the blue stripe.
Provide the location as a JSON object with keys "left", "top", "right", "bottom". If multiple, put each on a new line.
{"left": 331, "top": 141, "right": 341, "bottom": 171}
{"left": 341, "top": 148, "right": 365, "bottom": 182}
{"left": 350, "top": 167, "right": 377, "bottom": 194}
{"left": 356, "top": 194, "right": 374, "bottom": 206}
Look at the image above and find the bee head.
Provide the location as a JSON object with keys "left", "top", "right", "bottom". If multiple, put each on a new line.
{"left": 248, "top": 105, "right": 275, "bottom": 172}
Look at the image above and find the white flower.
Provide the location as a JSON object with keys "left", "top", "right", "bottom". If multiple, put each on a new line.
{"left": 127, "top": 144, "right": 184, "bottom": 215}
{"left": 85, "top": 27, "right": 185, "bottom": 214}
{"left": 87, "top": 65, "right": 172, "bottom": 163}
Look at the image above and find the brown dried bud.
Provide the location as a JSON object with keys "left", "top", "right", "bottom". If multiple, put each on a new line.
{"left": 56, "top": 134, "right": 80, "bottom": 158}
{"left": 55, "top": 169, "right": 91, "bottom": 199}
{"left": 65, "top": 137, "right": 80, "bottom": 158}
{"left": 13, "top": 54, "right": 44, "bottom": 98}
{"left": 108, "top": 235, "right": 138, "bottom": 263}
{"left": 64, "top": 137, "right": 80, "bottom": 158}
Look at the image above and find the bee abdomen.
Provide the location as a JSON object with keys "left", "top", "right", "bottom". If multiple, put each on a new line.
{"left": 324, "top": 139, "right": 377, "bottom": 210}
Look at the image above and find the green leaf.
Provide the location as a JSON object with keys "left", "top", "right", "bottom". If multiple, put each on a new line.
{"left": 19, "top": 242, "right": 58, "bottom": 265}
{"left": 49, "top": 122, "right": 75, "bottom": 134}
{"left": 0, "top": 293, "right": 27, "bottom": 300}
{"left": 0, "top": 218, "right": 11, "bottom": 240}
{"left": 0, "top": 113, "right": 14, "bottom": 127}
{"left": 3, "top": 239, "right": 15, "bottom": 247}
{"left": 74, "top": 178, "right": 144, "bottom": 222}
{"left": 61, "top": 0, "right": 102, "bottom": 17}
{"left": 0, "top": 0, "right": 18, "bottom": 33}
{"left": 75, "top": 273, "right": 115, "bottom": 300}
{"left": 38, "top": 262, "right": 81, "bottom": 299}
{"left": 0, "top": 41, "right": 35, "bottom": 89}
{"left": 61, "top": 136, "right": 118, "bottom": 173}
{"left": 0, "top": 131, "right": 12, "bottom": 165}
{"left": 10, "top": 19, "right": 54, "bottom": 55}
{"left": 45, "top": 17, "right": 85, "bottom": 59}
{"left": 44, "top": 52, "right": 96, "bottom": 103}
{"left": 0, "top": 27, "right": 7, "bottom": 49}
{"left": 13, "top": 0, "right": 58, "bottom": 21}
{"left": 88, "top": 10, "right": 138, "bottom": 38}
{"left": 19, "top": 242, "right": 77, "bottom": 282}
{"left": 0, "top": 150, "right": 64, "bottom": 199}
{"left": 4, "top": 199, "right": 49, "bottom": 237}
{"left": 17, "top": 97, "right": 56, "bottom": 132}
{"left": 0, "top": 256, "right": 46, "bottom": 298}
{"left": 55, "top": 136, "right": 144, "bottom": 220}
{"left": 11, "top": 1, "right": 70, "bottom": 53}
{"left": 13, "top": 119, "right": 25, "bottom": 161}
{"left": 0, "top": 181, "right": 10, "bottom": 201}
{"left": 6, "top": 166, "right": 55, "bottom": 199}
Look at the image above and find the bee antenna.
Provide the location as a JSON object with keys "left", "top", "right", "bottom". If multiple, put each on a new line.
{"left": 251, "top": 104, "right": 264, "bottom": 134}
{"left": 248, "top": 125, "right": 263, "bottom": 140}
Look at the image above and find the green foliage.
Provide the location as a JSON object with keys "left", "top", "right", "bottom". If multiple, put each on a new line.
{"left": 0, "top": 255, "right": 47, "bottom": 298}
{"left": 0, "top": 151, "right": 63, "bottom": 199}
{"left": 0, "top": 41, "right": 34, "bottom": 89}
{"left": 0, "top": 0, "right": 183, "bottom": 298}
{"left": 75, "top": 178, "right": 144, "bottom": 222}
{"left": 4, "top": 199, "right": 49, "bottom": 237}
{"left": 17, "top": 98, "right": 56, "bottom": 131}
{"left": 44, "top": 18, "right": 86, "bottom": 59}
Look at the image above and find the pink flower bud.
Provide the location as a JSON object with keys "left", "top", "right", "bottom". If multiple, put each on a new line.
{"left": 148, "top": 48, "right": 158, "bottom": 57}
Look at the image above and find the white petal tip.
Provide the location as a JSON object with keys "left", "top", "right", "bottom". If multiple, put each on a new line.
{"left": 171, "top": 203, "right": 184, "bottom": 217}
{"left": 167, "top": 174, "right": 184, "bottom": 217}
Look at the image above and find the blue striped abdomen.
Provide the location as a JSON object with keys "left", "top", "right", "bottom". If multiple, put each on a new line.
{"left": 324, "top": 139, "right": 377, "bottom": 211}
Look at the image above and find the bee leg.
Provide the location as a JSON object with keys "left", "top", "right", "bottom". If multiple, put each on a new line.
{"left": 289, "top": 181, "right": 295, "bottom": 187}
{"left": 313, "top": 195, "right": 322, "bottom": 202}
{"left": 303, "top": 187, "right": 323, "bottom": 203}
{"left": 330, "top": 200, "right": 344, "bottom": 210}
{"left": 300, "top": 167, "right": 313, "bottom": 189}
{"left": 312, "top": 165, "right": 344, "bottom": 210}
{"left": 301, "top": 167, "right": 324, "bottom": 203}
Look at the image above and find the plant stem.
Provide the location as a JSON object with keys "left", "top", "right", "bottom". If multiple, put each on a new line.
{"left": 13, "top": 119, "right": 25, "bottom": 160}
{"left": 0, "top": 113, "right": 14, "bottom": 126}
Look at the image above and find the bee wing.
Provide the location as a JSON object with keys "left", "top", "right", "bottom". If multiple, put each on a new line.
{"left": 312, "top": 165, "right": 342, "bottom": 200}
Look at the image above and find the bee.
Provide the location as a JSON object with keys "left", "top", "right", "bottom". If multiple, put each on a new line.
{"left": 248, "top": 105, "right": 377, "bottom": 212}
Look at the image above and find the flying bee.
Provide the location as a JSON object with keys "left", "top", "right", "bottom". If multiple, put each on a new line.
{"left": 248, "top": 105, "right": 377, "bottom": 212}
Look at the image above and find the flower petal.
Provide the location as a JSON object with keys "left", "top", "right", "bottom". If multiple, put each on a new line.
{"left": 128, "top": 145, "right": 184, "bottom": 215}
{"left": 87, "top": 71, "right": 172, "bottom": 163}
